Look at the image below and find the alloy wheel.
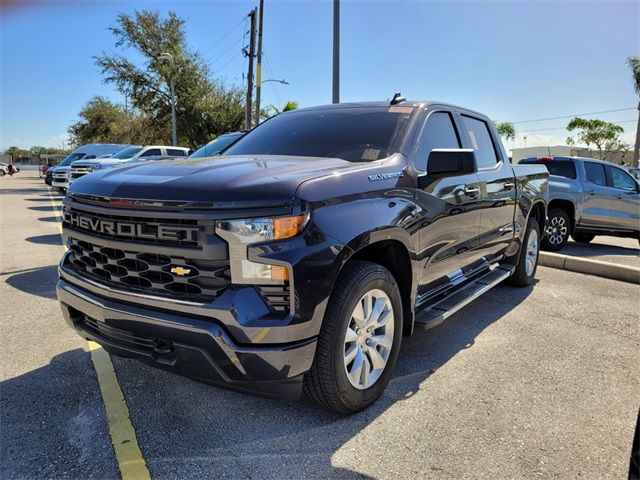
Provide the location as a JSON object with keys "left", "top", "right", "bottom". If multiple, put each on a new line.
{"left": 545, "top": 215, "right": 568, "bottom": 245}
{"left": 343, "top": 289, "right": 395, "bottom": 390}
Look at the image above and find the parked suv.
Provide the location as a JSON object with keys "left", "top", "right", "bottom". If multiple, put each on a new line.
{"left": 58, "top": 100, "right": 548, "bottom": 413}
{"left": 69, "top": 145, "right": 190, "bottom": 185}
{"left": 51, "top": 144, "right": 129, "bottom": 192}
{"left": 520, "top": 156, "right": 640, "bottom": 250}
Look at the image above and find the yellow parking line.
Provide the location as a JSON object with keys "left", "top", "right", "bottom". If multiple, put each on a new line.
{"left": 48, "top": 191, "right": 151, "bottom": 480}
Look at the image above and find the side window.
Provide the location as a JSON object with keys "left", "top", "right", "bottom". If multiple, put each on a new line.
{"left": 461, "top": 115, "right": 498, "bottom": 169}
{"left": 414, "top": 112, "right": 460, "bottom": 171}
{"left": 610, "top": 167, "right": 637, "bottom": 191}
{"left": 140, "top": 148, "right": 161, "bottom": 157}
{"left": 167, "top": 149, "right": 186, "bottom": 157}
{"left": 584, "top": 162, "right": 607, "bottom": 186}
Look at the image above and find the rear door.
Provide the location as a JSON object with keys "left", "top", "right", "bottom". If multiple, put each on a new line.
{"left": 413, "top": 109, "right": 482, "bottom": 297}
{"left": 458, "top": 114, "right": 516, "bottom": 262}
{"left": 580, "top": 161, "right": 616, "bottom": 227}
{"left": 605, "top": 165, "right": 640, "bottom": 231}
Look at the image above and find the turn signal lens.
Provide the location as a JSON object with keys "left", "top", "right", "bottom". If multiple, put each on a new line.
{"left": 274, "top": 214, "right": 307, "bottom": 240}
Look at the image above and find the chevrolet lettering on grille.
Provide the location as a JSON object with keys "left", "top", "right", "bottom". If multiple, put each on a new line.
{"left": 64, "top": 210, "right": 200, "bottom": 242}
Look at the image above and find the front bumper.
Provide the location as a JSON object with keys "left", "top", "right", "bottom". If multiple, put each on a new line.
{"left": 57, "top": 275, "right": 317, "bottom": 398}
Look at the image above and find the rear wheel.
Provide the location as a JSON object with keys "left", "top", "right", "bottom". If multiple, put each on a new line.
{"left": 304, "top": 261, "right": 402, "bottom": 413}
{"left": 509, "top": 217, "right": 540, "bottom": 286}
{"left": 542, "top": 208, "right": 570, "bottom": 251}
{"left": 571, "top": 233, "right": 595, "bottom": 243}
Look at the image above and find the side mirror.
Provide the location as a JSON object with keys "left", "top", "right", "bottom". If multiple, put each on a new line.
{"left": 426, "top": 149, "right": 477, "bottom": 179}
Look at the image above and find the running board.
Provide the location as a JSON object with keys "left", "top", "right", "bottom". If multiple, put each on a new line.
{"left": 415, "top": 265, "right": 515, "bottom": 330}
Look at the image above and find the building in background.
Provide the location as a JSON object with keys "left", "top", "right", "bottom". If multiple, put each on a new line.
{"left": 512, "top": 145, "right": 633, "bottom": 165}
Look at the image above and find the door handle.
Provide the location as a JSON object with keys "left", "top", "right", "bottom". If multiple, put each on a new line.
{"left": 586, "top": 190, "right": 596, "bottom": 196}
{"left": 504, "top": 182, "right": 515, "bottom": 190}
{"left": 464, "top": 185, "right": 480, "bottom": 196}
{"left": 615, "top": 194, "right": 623, "bottom": 199}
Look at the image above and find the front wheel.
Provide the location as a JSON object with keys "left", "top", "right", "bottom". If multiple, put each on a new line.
{"left": 304, "top": 261, "right": 403, "bottom": 413}
{"left": 542, "top": 208, "right": 570, "bottom": 251}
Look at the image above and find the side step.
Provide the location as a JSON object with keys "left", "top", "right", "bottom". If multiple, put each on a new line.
{"left": 415, "top": 265, "right": 515, "bottom": 330}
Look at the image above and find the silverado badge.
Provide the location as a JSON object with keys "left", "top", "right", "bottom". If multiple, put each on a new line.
{"left": 170, "top": 266, "right": 192, "bottom": 276}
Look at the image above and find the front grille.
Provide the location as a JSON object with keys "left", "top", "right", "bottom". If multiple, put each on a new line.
{"left": 63, "top": 205, "right": 213, "bottom": 249}
{"left": 81, "top": 315, "right": 173, "bottom": 354}
{"left": 70, "top": 166, "right": 92, "bottom": 179}
{"left": 53, "top": 173, "right": 68, "bottom": 180}
{"left": 67, "top": 237, "right": 230, "bottom": 301}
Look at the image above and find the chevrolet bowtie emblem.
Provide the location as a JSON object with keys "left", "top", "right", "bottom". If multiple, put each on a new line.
{"left": 171, "top": 266, "right": 191, "bottom": 276}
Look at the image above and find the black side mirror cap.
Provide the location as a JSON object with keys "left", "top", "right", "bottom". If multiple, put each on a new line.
{"left": 427, "top": 149, "right": 477, "bottom": 179}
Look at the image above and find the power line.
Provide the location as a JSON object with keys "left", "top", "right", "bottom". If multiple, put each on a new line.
{"left": 201, "top": 17, "right": 246, "bottom": 57}
{"left": 513, "top": 108, "right": 635, "bottom": 124}
{"left": 209, "top": 36, "right": 244, "bottom": 70}
{"left": 264, "top": 52, "right": 283, "bottom": 106}
{"left": 521, "top": 119, "right": 636, "bottom": 133}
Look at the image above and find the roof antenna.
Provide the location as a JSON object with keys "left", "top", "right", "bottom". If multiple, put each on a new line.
{"left": 390, "top": 92, "right": 406, "bottom": 105}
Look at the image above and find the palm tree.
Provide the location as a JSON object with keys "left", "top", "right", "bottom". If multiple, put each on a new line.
{"left": 627, "top": 56, "right": 640, "bottom": 167}
{"left": 270, "top": 100, "right": 299, "bottom": 115}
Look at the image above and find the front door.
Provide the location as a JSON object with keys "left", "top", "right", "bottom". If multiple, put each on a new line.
{"left": 412, "top": 110, "right": 483, "bottom": 301}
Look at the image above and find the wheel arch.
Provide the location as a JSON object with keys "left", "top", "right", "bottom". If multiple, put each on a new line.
{"left": 337, "top": 231, "right": 417, "bottom": 337}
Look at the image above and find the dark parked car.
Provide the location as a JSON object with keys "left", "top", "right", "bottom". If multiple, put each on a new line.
{"left": 58, "top": 99, "right": 548, "bottom": 413}
{"left": 520, "top": 156, "right": 640, "bottom": 250}
{"left": 189, "top": 131, "right": 245, "bottom": 158}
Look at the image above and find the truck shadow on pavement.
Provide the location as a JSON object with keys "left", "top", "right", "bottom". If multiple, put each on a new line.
{"left": 4, "top": 265, "right": 59, "bottom": 300}
{"left": 27, "top": 205, "right": 60, "bottom": 212}
{"left": 0, "top": 349, "right": 121, "bottom": 480}
{"left": 25, "top": 234, "right": 64, "bottom": 245}
{"left": 107, "top": 282, "right": 536, "bottom": 479}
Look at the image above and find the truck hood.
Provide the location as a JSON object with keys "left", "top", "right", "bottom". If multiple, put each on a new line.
{"left": 51, "top": 166, "right": 70, "bottom": 173}
{"left": 68, "top": 155, "right": 367, "bottom": 206}
{"left": 73, "top": 159, "right": 129, "bottom": 168}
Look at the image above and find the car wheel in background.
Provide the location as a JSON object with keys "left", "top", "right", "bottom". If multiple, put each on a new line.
{"left": 304, "top": 260, "right": 402, "bottom": 414}
{"left": 571, "top": 233, "right": 595, "bottom": 244}
{"left": 542, "top": 208, "right": 570, "bottom": 251}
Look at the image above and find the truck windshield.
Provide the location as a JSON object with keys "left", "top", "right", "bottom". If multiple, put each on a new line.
{"left": 58, "top": 152, "right": 87, "bottom": 166}
{"left": 224, "top": 106, "right": 414, "bottom": 161}
{"left": 111, "top": 147, "right": 143, "bottom": 159}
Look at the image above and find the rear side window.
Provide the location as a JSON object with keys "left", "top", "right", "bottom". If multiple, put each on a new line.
{"left": 584, "top": 162, "right": 607, "bottom": 186}
{"left": 521, "top": 159, "right": 577, "bottom": 179}
{"left": 461, "top": 115, "right": 498, "bottom": 169}
{"left": 610, "top": 167, "right": 637, "bottom": 191}
{"left": 141, "top": 148, "right": 161, "bottom": 157}
{"left": 414, "top": 112, "right": 460, "bottom": 171}
{"left": 167, "top": 149, "right": 187, "bottom": 157}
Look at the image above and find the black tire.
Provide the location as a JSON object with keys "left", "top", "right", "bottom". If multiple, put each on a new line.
{"left": 571, "top": 232, "right": 595, "bottom": 244}
{"left": 541, "top": 208, "right": 570, "bottom": 251}
{"left": 303, "top": 260, "right": 403, "bottom": 414}
{"left": 508, "top": 217, "right": 540, "bottom": 287}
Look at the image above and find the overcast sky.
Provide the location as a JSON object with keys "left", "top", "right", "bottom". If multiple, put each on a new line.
{"left": 1, "top": 0, "right": 638, "bottom": 151}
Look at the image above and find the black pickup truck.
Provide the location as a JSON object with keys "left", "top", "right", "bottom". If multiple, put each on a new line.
{"left": 57, "top": 99, "right": 548, "bottom": 413}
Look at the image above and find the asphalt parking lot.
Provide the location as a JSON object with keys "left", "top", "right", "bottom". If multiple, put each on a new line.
{"left": 1, "top": 173, "right": 639, "bottom": 479}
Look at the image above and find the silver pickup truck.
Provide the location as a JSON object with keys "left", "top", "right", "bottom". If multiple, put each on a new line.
{"left": 520, "top": 156, "right": 640, "bottom": 251}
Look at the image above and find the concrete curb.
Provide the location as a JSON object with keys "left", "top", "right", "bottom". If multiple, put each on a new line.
{"left": 539, "top": 252, "right": 640, "bottom": 284}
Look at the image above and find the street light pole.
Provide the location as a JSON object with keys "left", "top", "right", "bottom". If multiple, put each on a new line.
{"left": 159, "top": 52, "right": 177, "bottom": 146}
{"left": 169, "top": 75, "right": 177, "bottom": 146}
{"left": 254, "top": 0, "right": 265, "bottom": 127}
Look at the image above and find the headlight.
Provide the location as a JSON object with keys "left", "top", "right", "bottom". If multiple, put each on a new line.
{"left": 216, "top": 213, "right": 309, "bottom": 284}
{"left": 90, "top": 163, "right": 102, "bottom": 171}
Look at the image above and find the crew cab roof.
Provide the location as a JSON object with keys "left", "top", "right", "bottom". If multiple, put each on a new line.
{"left": 293, "top": 100, "right": 489, "bottom": 118}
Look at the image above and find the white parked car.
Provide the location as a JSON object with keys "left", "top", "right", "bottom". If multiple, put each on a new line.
{"left": 69, "top": 145, "right": 190, "bottom": 185}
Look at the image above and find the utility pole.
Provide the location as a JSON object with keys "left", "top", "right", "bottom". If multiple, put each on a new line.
{"left": 332, "top": 0, "right": 340, "bottom": 103}
{"left": 245, "top": 8, "right": 257, "bottom": 130}
{"left": 254, "top": 0, "right": 264, "bottom": 127}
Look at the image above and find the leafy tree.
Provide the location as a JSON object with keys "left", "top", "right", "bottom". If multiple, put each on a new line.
{"left": 627, "top": 56, "right": 640, "bottom": 167}
{"left": 4, "top": 146, "right": 29, "bottom": 161}
{"left": 566, "top": 117, "right": 627, "bottom": 160}
{"left": 94, "top": 10, "right": 244, "bottom": 148}
{"left": 67, "top": 96, "right": 165, "bottom": 146}
{"left": 494, "top": 121, "right": 515, "bottom": 141}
